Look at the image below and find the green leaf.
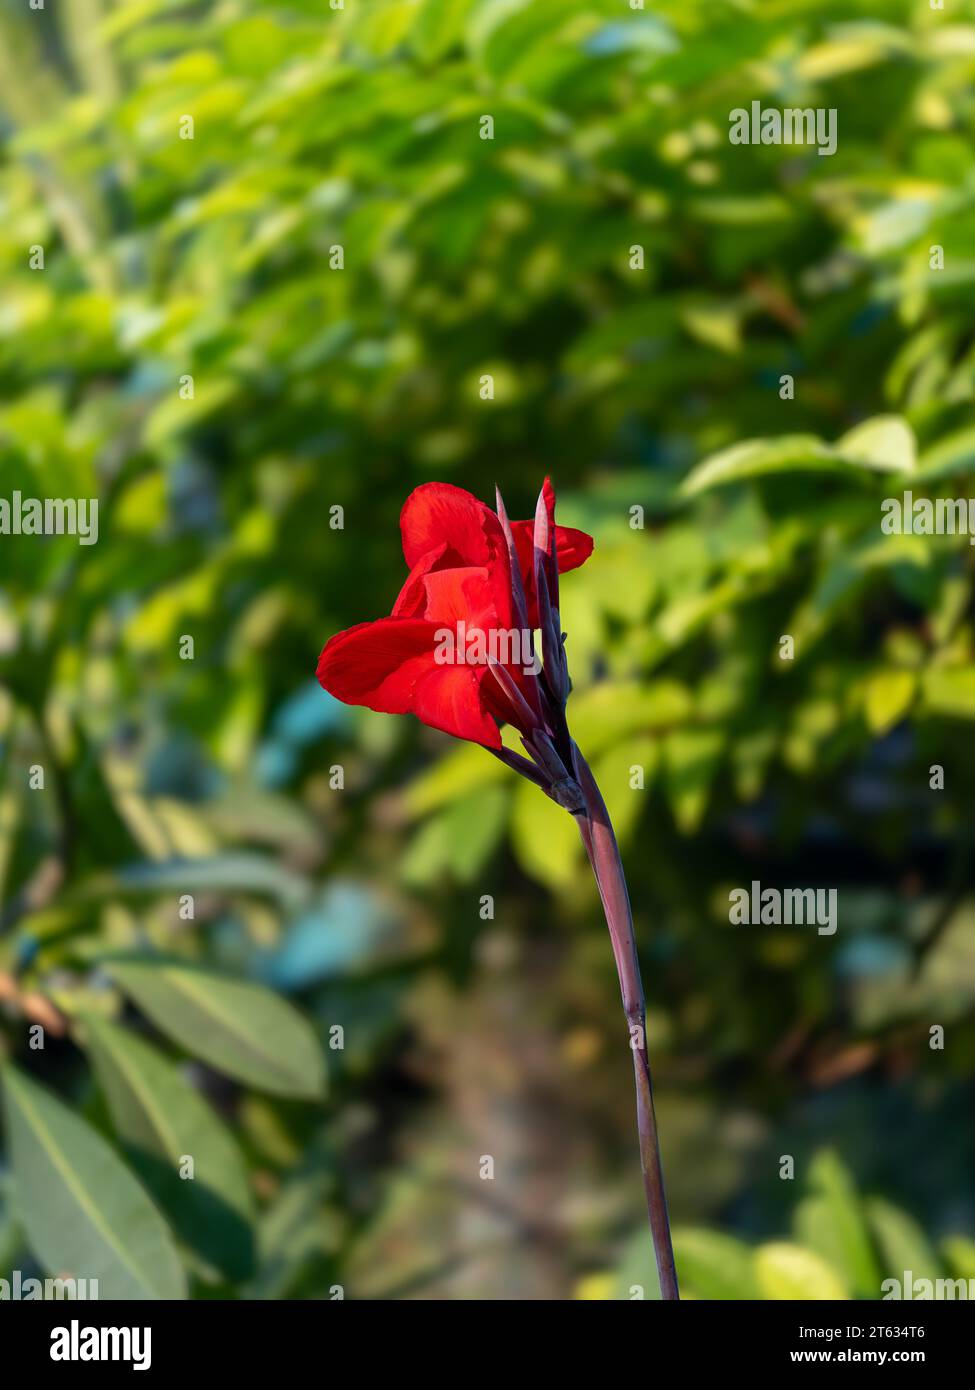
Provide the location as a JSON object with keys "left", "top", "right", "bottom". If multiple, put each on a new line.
{"left": 247, "top": 1168, "right": 333, "bottom": 1300}
{"left": 683, "top": 421, "right": 914, "bottom": 498}
{"left": 412, "top": 0, "right": 473, "bottom": 63}
{"left": 143, "top": 377, "right": 237, "bottom": 450}
{"left": 793, "top": 1149, "right": 881, "bottom": 1298}
{"left": 475, "top": 0, "right": 588, "bottom": 79}
{"left": 569, "top": 680, "right": 692, "bottom": 755}
{"left": 657, "top": 577, "right": 746, "bottom": 647}
{"left": 1, "top": 1065, "right": 186, "bottom": 1300}
{"left": 103, "top": 852, "right": 312, "bottom": 913}
{"left": 731, "top": 725, "right": 778, "bottom": 801}
{"left": 921, "top": 667, "right": 975, "bottom": 720}
{"left": 942, "top": 1235, "right": 975, "bottom": 1281}
{"left": 796, "top": 25, "right": 912, "bottom": 81}
{"left": 913, "top": 425, "right": 975, "bottom": 483}
{"left": 662, "top": 728, "right": 724, "bottom": 833}
{"left": 680, "top": 301, "right": 742, "bottom": 355}
{"left": 863, "top": 669, "right": 917, "bottom": 734}
{"left": 854, "top": 198, "right": 932, "bottom": 256}
{"left": 754, "top": 1242, "right": 849, "bottom": 1300}
{"left": 836, "top": 416, "right": 917, "bottom": 474}
{"left": 683, "top": 436, "right": 847, "bottom": 496}
{"left": 689, "top": 195, "right": 792, "bottom": 226}
{"left": 83, "top": 1016, "right": 255, "bottom": 1281}
{"left": 591, "top": 736, "right": 657, "bottom": 847}
{"left": 673, "top": 1227, "right": 760, "bottom": 1300}
{"left": 404, "top": 740, "right": 506, "bottom": 816}
{"left": 400, "top": 785, "right": 508, "bottom": 886}
{"left": 105, "top": 959, "right": 326, "bottom": 1100}
{"left": 866, "top": 1197, "right": 942, "bottom": 1283}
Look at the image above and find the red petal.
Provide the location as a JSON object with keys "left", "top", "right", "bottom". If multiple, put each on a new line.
{"left": 317, "top": 619, "right": 437, "bottom": 716}
{"left": 419, "top": 566, "right": 499, "bottom": 630}
{"left": 399, "top": 485, "right": 513, "bottom": 630}
{"left": 510, "top": 521, "right": 594, "bottom": 578}
{"left": 391, "top": 543, "right": 448, "bottom": 618}
{"left": 316, "top": 617, "right": 500, "bottom": 746}
{"left": 400, "top": 482, "right": 499, "bottom": 569}
{"left": 414, "top": 664, "right": 500, "bottom": 746}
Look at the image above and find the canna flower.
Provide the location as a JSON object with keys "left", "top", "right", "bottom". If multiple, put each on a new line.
{"left": 316, "top": 478, "right": 679, "bottom": 1299}
{"left": 317, "top": 479, "right": 592, "bottom": 769}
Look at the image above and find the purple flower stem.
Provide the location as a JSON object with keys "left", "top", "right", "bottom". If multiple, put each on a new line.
{"left": 572, "top": 743, "right": 680, "bottom": 1301}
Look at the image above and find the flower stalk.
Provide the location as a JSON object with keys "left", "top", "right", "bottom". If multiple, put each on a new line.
{"left": 499, "top": 482, "right": 679, "bottom": 1300}
{"left": 572, "top": 743, "right": 679, "bottom": 1300}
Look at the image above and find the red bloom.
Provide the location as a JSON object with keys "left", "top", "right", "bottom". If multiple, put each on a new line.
{"left": 396, "top": 479, "right": 591, "bottom": 629}
{"left": 316, "top": 479, "right": 593, "bottom": 748}
{"left": 316, "top": 479, "right": 677, "bottom": 1295}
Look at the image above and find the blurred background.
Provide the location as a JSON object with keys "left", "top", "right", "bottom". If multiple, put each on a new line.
{"left": 1, "top": 0, "right": 975, "bottom": 1300}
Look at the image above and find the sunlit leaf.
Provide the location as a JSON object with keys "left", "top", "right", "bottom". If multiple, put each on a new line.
{"left": 793, "top": 1150, "right": 880, "bottom": 1298}
{"left": 866, "top": 1197, "right": 941, "bottom": 1283}
{"left": 863, "top": 670, "right": 917, "bottom": 734}
{"left": 754, "top": 1242, "right": 848, "bottom": 1300}
{"left": 1, "top": 1065, "right": 186, "bottom": 1300}
{"left": 105, "top": 959, "right": 326, "bottom": 1099}
{"left": 83, "top": 1016, "right": 255, "bottom": 1281}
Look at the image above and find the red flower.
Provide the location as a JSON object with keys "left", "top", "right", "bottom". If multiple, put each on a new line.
{"left": 315, "top": 477, "right": 678, "bottom": 1295}
{"left": 316, "top": 479, "right": 593, "bottom": 749}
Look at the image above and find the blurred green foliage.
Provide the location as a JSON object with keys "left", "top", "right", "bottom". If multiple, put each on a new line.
{"left": 1, "top": 0, "right": 975, "bottom": 1299}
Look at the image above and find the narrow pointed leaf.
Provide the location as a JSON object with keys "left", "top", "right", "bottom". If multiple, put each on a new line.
{"left": 105, "top": 959, "right": 326, "bottom": 1100}
{"left": 83, "top": 1016, "right": 256, "bottom": 1281}
{"left": 1, "top": 1065, "right": 186, "bottom": 1300}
